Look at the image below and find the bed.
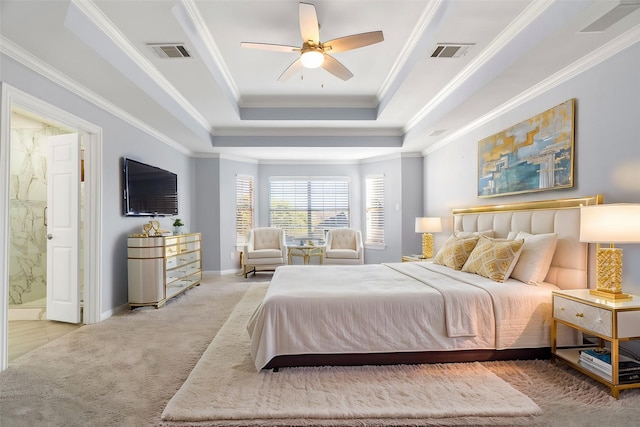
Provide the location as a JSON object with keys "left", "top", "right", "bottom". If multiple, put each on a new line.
{"left": 247, "top": 195, "right": 602, "bottom": 371}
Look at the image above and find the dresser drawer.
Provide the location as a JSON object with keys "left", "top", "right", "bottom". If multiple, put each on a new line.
{"left": 553, "top": 295, "right": 612, "bottom": 337}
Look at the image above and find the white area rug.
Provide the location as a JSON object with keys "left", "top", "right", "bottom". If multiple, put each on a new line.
{"left": 162, "top": 283, "right": 541, "bottom": 426}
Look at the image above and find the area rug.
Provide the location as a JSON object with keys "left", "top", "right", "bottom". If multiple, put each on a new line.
{"left": 162, "top": 283, "right": 542, "bottom": 426}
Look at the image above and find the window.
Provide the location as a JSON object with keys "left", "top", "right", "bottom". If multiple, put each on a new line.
{"left": 365, "top": 175, "right": 385, "bottom": 245}
{"left": 236, "top": 175, "right": 254, "bottom": 246}
{"left": 269, "top": 177, "right": 349, "bottom": 241}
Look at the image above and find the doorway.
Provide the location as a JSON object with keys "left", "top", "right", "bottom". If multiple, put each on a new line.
{"left": 1, "top": 83, "right": 103, "bottom": 371}
{"left": 7, "top": 111, "right": 82, "bottom": 322}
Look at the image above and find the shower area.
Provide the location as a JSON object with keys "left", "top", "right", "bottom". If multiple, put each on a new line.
{"left": 8, "top": 110, "right": 84, "bottom": 321}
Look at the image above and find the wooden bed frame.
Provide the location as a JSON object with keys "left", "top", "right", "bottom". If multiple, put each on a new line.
{"left": 264, "top": 195, "right": 602, "bottom": 370}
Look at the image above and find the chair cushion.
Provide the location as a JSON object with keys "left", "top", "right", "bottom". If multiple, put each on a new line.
{"left": 330, "top": 231, "right": 356, "bottom": 250}
{"left": 253, "top": 229, "right": 282, "bottom": 250}
{"left": 246, "top": 249, "right": 283, "bottom": 259}
{"left": 246, "top": 257, "right": 284, "bottom": 266}
{"left": 326, "top": 249, "right": 359, "bottom": 259}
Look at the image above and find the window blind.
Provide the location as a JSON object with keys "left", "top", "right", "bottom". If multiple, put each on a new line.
{"left": 269, "top": 177, "right": 350, "bottom": 240}
{"left": 365, "top": 175, "right": 385, "bottom": 245}
{"left": 236, "top": 175, "right": 254, "bottom": 246}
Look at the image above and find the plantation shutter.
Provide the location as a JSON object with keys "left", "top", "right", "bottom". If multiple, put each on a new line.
{"left": 236, "top": 175, "right": 254, "bottom": 246}
{"left": 365, "top": 175, "right": 385, "bottom": 245}
{"left": 269, "top": 177, "right": 350, "bottom": 240}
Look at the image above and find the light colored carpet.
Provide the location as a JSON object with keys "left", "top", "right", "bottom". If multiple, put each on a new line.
{"left": 162, "top": 283, "right": 541, "bottom": 425}
{"left": 1, "top": 273, "right": 639, "bottom": 427}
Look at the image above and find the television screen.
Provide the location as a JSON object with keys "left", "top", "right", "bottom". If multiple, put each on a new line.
{"left": 123, "top": 158, "right": 178, "bottom": 216}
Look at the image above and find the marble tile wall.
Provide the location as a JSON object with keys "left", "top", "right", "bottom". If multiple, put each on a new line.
{"left": 8, "top": 113, "right": 64, "bottom": 306}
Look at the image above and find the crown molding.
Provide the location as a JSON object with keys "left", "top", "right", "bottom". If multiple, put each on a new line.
{"left": 0, "top": 35, "right": 191, "bottom": 156}
{"left": 68, "top": 0, "right": 210, "bottom": 131}
{"left": 423, "top": 25, "right": 640, "bottom": 156}
{"left": 377, "top": 0, "right": 443, "bottom": 102}
{"left": 404, "top": 0, "right": 554, "bottom": 132}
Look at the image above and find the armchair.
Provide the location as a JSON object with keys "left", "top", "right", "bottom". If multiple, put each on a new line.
{"left": 324, "top": 228, "right": 364, "bottom": 265}
{"left": 242, "top": 227, "right": 287, "bottom": 278}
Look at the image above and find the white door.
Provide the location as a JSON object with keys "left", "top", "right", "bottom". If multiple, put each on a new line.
{"left": 46, "top": 134, "right": 81, "bottom": 323}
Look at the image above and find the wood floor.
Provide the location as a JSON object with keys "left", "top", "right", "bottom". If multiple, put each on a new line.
{"left": 8, "top": 320, "right": 81, "bottom": 362}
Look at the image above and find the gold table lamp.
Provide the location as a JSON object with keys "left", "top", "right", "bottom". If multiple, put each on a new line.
{"left": 580, "top": 204, "right": 640, "bottom": 301}
{"left": 415, "top": 217, "right": 442, "bottom": 259}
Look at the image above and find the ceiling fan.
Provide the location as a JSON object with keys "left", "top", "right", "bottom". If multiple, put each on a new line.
{"left": 240, "top": 2, "right": 384, "bottom": 81}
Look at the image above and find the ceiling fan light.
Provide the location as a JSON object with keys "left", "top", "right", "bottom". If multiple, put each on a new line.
{"left": 300, "top": 50, "right": 324, "bottom": 68}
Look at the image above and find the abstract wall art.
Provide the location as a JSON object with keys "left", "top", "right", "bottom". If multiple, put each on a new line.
{"left": 478, "top": 99, "right": 575, "bottom": 198}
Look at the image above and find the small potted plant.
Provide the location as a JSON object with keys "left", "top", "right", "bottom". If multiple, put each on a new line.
{"left": 173, "top": 218, "right": 184, "bottom": 235}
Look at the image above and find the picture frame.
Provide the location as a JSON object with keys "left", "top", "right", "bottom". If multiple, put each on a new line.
{"left": 477, "top": 99, "right": 575, "bottom": 198}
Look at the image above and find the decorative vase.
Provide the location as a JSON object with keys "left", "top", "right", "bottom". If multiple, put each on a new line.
{"left": 174, "top": 226, "right": 183, "bottom": 235}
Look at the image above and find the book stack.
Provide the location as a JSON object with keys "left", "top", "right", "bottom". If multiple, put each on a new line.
{"left": 579, "top": 349, "right": 640, "bottom": 384}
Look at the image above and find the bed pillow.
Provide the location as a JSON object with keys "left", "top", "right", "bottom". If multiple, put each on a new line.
{"left": 433, "top": 235, "right": 480, "bottom": 270}
{"left": 510, "top": 231, "right": 558, "bottom": 285}
{"left": 461, "top": 236, "right": 525, "bottom": 283}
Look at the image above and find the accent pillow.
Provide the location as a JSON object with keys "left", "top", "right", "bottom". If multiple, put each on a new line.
{"left": 510, "top": 231, "right": 558, "bottom": 285}
{"left": 461, "top": 236, "right": 525, "bottom": 283}
{"left": 455, "top": 229, "right": 495, "bottom": 239}
{"left": 433, "top": 235, "right": 480, "bottom": 270}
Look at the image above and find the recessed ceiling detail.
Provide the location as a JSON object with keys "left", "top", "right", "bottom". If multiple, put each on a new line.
{"left": 430, "top": 43, "right": 474, "bottom": 58}
{"left": 148, "top": 43, "right": 192, "bottom": 59}
{"left": 580, "top": 1, "right": 640, "bottom": 33}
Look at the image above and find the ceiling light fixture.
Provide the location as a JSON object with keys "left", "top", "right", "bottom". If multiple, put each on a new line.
{"left": 300, "top": 48, "right": 324, "bottom": 68}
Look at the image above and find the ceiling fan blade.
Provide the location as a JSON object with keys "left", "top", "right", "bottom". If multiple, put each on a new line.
{"left": 321, "top": 54, "right": 353, "bottom": 81}
{"left": 278, "top": 58, "right": 304, "bottom": 81}
{"left": 241, "top": 42, "right": 300, "bottom": 53}
{"left": 299, "top": 2, "right": 319, "bottom": 44}
{"left": 323, "top": 31, "right": 384, "bottom": 53}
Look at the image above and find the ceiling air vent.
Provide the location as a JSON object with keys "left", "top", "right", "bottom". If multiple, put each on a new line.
{"left": 430, "top": 43, "right": 474, "bottom": 58}
{"left": 148, "top": 43, "right": 191, "bottom": 59}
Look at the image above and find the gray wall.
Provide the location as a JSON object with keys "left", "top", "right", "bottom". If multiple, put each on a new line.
{"left": 401, "top": 156, "right": 424, "bottom": 257}
{"left": 1, "top": 53, "right": 196, "bottom": 315}
{"left": 423, "top": 42, "right": 640, "bottom": 295}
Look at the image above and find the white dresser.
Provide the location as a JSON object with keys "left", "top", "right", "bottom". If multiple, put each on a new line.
{"left": 127, "top": 233, "right": 202, "bottom": 308}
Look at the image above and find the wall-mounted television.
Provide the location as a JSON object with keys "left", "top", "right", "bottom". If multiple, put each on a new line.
{"left": 122, "top": 158, "right": 178, "bottom": 217}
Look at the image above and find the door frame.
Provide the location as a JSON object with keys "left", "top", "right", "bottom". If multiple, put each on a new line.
{"left": 0, "top": 83, "right": 103, "bottom": 370}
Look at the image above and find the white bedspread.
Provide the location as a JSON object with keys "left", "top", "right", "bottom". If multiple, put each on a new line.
{"left": 247, "top": 262, "right": 558, "bottom": 371}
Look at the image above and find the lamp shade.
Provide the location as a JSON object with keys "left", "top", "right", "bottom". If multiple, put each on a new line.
{"left": 580, "top": 204, "right": 640, "bottom": 243}
{"left": 415, "top": 217, "right": 442, "bottom": 233}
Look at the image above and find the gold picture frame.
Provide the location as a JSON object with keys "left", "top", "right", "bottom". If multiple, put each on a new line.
{"left": 477, "top": 99, "right": 575, "bottom": 198}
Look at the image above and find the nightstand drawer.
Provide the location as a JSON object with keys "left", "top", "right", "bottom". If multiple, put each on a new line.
{"left": 553, "top": 295, "right": 612, "bottom": 337}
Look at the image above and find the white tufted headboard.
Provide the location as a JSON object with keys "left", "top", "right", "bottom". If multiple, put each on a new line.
{"left": 452, "top": 195, "right": 603, "bottom": 290}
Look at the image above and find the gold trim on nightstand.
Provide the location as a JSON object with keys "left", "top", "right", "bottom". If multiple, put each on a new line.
{"left": 551, "top": 289, "right": 640, "bottom": 399}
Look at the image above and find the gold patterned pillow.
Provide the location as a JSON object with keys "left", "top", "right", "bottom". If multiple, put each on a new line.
{"left": 433, "top": 235, "right": 480, "bottom": 270}
{"left": 462, "top": 236, "right": 525, "bottom": 282}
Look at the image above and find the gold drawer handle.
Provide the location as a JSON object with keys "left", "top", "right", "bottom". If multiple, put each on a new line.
{"left": 575, "top": 313, "right": 584, "bottom": 318}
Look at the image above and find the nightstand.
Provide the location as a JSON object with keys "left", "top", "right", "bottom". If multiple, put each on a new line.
{"left": 402, "top": 255, "right": 432, "bottom": 262}
{"left": 551, "top": 289, "right": 640, "bottom": 398}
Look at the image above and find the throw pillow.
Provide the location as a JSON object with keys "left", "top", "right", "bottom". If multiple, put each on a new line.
{"left": 510, "top": 231, "right": 558, "bottom": 285}
{"left": 462, "top": 236, "right": 525, "bottom": 282}
{"left": 433, "top": 235, "right": 480, "bottom": 270}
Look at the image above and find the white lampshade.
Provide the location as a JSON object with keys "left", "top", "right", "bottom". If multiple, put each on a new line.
{"left": 300, "top": 50, "right": 324, "bottom": 68}
{"left": 415, "top": 217, "right": 442, "bottom": 233}
{"left": 580, "top": 204, "right": 640, "bottom": 243}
